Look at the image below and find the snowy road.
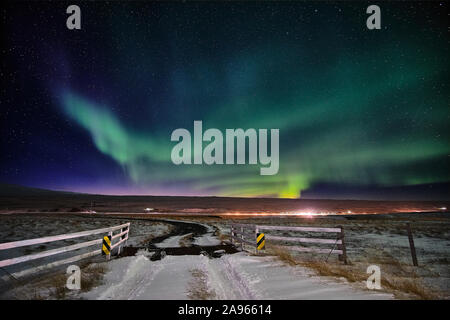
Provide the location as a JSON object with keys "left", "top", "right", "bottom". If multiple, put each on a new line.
{"left": 83, "top": 252, "right": 392, "bottom": 300}
{"left": 82, "top": 219, "right": 393, "bottom": 300}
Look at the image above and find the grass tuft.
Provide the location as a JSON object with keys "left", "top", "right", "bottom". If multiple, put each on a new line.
{"left": 269, "top": 247, "right": 441, "bottom": 299}
{"left": 187, "top": 268, "right": 216, "bottom": 300}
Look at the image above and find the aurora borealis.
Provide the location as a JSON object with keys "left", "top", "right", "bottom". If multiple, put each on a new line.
{"left": 1, "top": 2, "right": 449, "bottom": 200}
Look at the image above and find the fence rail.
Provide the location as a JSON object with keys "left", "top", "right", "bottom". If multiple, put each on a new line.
{"left": 230, "top": 223, "right": 347, "bottom": 264}
{"left": 0, "top": 223, "right": 130, "bottom": 279}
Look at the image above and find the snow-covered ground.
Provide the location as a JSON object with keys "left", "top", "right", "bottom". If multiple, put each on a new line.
{"left": 0, "top": 215, "right": 173, "bottom": 281}
{"left": 208, "top": 215, "right": 450, "bottom": 298}
{"left": 2, "top": 214, "right": 448, "bottom": 299}
{"left": 154, "top": 220, "right": 220, "bottom": 247}
{"left": 83, "top": 251, "right": 392, "bottom": 300}
{"left": 193, "top": 223, "right": 221, "bottom": 246}
{"left": 80, "top": 217, "right": 393, "bottom": 300}
{"left": 156, "top": 235, "right": 189, "bottom": 248}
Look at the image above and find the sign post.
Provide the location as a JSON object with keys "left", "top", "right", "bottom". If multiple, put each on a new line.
{"left": 257, "top": 233, "right": 265, "bottom": 251}
{"left": 102, "top": 232, "right": 112, "bottom": 261}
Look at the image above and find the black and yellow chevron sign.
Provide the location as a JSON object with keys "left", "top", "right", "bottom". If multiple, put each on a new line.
{"left": 102, "top": 235, "right": 111, "bottom": 255}
{"left": 256, "top": 233, "right": 265, "bottom": 250}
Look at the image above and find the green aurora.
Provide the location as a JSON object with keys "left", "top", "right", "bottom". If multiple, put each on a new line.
{"left": 61, "top": 36, "right": 449, "bottom": 198}
{"left": 3, "top": 2, "right": 448, "bottom": 198}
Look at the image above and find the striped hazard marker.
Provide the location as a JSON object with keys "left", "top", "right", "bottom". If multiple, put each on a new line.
{"left": 102, "top": 235, "right": 111, "bottom": 256}
{"left": 256, "top": 233, "right": 265, "bottom": 250}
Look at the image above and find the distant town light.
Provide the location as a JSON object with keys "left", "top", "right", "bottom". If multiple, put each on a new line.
{"left": 144, "top": 208, "right": 154, "bottom": 212}
{"left": 440, "top": 207, "right": 447, "bottom": 211}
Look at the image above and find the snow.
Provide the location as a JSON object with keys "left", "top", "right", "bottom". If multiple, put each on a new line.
{"left": 213, "top": 253, "right": 391, "bottom": 299}
{"left": 0, "top": 215, "right": 172, "bottom": 278}
{"left": 83, "top": 254, "right": 205, "bottom": 299}
{"left": 154, "top": 220, "right": 221, "bottom": 247}
{"left": 80, "top": 219, "right": 392, "bottom": 300}
{"left": 5, "top": 215, "right": 441, "bottom": 299}
{"left": 156, "top": 235, "right": 187, "bottom": 248}
{"left": 193, "top": 223, "right": 221, "bottom": 246}
{"left": 126, "top": 222, "right": 172, "bottom": 247}
{"left": 83, "top": 251, "right": 392, "bottom": 300}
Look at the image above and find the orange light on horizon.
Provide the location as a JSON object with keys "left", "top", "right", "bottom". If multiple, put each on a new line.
{"left": 222, "top": 211, "right": 334, "bottom": 217}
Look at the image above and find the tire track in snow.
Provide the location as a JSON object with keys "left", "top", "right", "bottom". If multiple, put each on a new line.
{"left": 93, "top": 255, "right": 164, "bottom": 300}
{"left": 205, "top": 255, "right": 258, "bottom": 300}
{"left": 221, "top": 255, "right": 258, "bottom": 299}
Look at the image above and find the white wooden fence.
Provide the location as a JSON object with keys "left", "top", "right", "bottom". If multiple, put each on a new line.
{"left": 230, "top": 223, "right": 347, "bottom": 264}
{"left": 0, "top": 223, "right": 130, "bottom": 279}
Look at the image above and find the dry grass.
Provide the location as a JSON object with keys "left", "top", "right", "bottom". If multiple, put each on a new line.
{"left": 380, "top": 277, "right": 439, "bottom": 300}
{"left": 12, "top": 273, "right": 68, "bottom": 299}
{"left": 8, "top": 262, "right": 107, "bottom": 300}
{"left": 79, "top": 263, "right": 107, "bottom": 293}
{"left": 268, "top": 247, "right": 299, "bottom": 266}
{"left": 269, "top": 247, "right": 441, "bottom": 300}
{"left": 51, "top": 275, "right": 68, "bottom": 299}
{"left": 135, "top": 223, "right": 175, "bottom": 245}
{"left": 179, "top": 233, "right": 194, "bottom": 247}
{"left": 217, "top": 230, "right": 230, "bottom": 242}
{"left": 187, "top": 268, "right": 216, "bottom": 300}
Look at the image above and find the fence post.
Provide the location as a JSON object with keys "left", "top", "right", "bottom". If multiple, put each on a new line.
{"left": 106, "top": 231, "right": 112, "bottom": 261}
{"left": 337, "top": 226, "right": 347, "bottom": 265}
{"left": 406, "top": 223, "right": 418, "bottom": 266}
{"left": 117, "top": 226, "right": 126, "bottom": 256}
{"left": 240, "top": 226, "right": 244, "bottom": 251}
{"left": 230, "top": 225, "right": 234, "bottom": 245}
{"left": 125, "top": 224, "right": 129, "bottom": 246}
{"left": 255, "top": 226, "right": 259, "bottom": 255}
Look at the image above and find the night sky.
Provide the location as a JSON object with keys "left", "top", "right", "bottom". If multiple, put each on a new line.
{"left": 1, "top": 1, "right": 449, "bottom": 200}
